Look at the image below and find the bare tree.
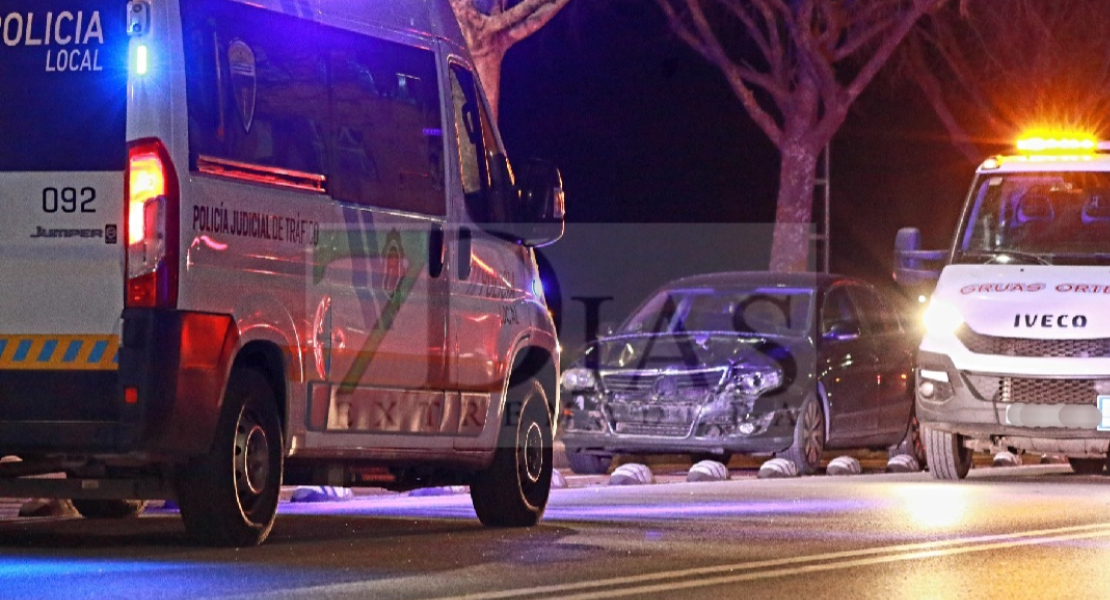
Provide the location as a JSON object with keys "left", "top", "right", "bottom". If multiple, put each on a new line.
{"left": 450, "top": 0, "right": 571, "bottom": 119}
{"left": 657, "top": 0, "right": 945, "bottom": 272}
{"left": 897, "top": 0, "right": 1110, "bottom": 160}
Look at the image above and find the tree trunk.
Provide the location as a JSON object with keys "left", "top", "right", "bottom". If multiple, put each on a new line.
{"left": 769, "top": 143, "right": 820, "bottom": 273}
{"left": 472, "top": 46, "right": 506, "bottom": 121}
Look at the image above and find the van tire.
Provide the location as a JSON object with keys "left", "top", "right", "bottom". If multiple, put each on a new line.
{"left": 925, "top": 427, "right": 972, "bottom": 480}
{"left": 471, "top": 380, "right": 552, "bottom": 527}
{"left": 72, "top": 499, "right": 147, "bottom": 519}
{"left": 177, "top": 368, "right": 283, "bottom": 547}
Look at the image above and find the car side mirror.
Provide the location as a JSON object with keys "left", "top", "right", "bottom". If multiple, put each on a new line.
{"left": 893, "top": 227, "right": 945, "bottom": 287}
{"left": 824, "top": 321, "right": 860, "bottom": 341}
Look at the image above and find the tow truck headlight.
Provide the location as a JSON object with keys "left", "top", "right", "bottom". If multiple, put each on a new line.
{"left": 922, "top": 301, "right": 964, "bottom": 336}
{"left": 561, "top": 368, "right": 597, "bottom": 391}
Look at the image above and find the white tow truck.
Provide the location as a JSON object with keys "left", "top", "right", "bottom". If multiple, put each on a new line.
{"left": 895, "top": 134, "right": 1110, "bottom": 478}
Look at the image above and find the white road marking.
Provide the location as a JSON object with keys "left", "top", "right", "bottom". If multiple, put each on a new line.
{"left": 420, "top": 522, "right": 1110, "bottom": 600}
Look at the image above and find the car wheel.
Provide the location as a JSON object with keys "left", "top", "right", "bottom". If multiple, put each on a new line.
{"left": 924, "top": 427, "right": 972, "bottom": 480}
{"left": 780, "top": 395, "right": 825, "bottom": 475}
{"left": 1068, "top": 457, "right": 1107, "bottom": 475}
{"left": 71, "top": 499, "right": 147, "bottom": 519}
{"left": 471, "top": 380, "right": 553, "bottom": 527}
{"left": 888, "top": 413, "right": 927, "bottom": 469}
{"left": 565, "top": 448, "right": 612, "bottom": 475}
{"left": 177, "top": 368, "right": 283, "bottom": 547}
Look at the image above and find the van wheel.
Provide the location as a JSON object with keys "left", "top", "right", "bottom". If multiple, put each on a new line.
{"left": 565, "top": 448, "right": 612, "bottom": 475}
{"left": 1068, "top": 457, "right": 1107, "bottom": 475}
{"left": 177, "top": 368, "right": 283, "bottom": 546}
{"left": 924, "top": 427, "right": 972, "bottom": 480}
{"left": 779, "top": 395, "right": 825, "bottom": 475}
{"left": 72, "top": 499, "right": 147, "bottom": 519}
{"left": 471, "top": 380, "right": 552, "bottom": 527}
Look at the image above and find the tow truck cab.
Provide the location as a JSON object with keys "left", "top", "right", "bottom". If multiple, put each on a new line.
{"left": 895, "top": 135, "right": 1110, "bottom": 479}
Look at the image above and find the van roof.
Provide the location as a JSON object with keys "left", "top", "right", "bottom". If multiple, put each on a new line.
{"left": 222, "top": 0, "right": 467, "bottom": 50}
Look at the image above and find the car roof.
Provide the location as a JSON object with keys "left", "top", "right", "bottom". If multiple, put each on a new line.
{"left": 658, "top": 271, "right": 852, "bottom": 293}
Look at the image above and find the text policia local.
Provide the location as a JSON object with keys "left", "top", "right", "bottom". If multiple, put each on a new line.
{"left": 2, "top": 11, "right": 106, "bottom": 73}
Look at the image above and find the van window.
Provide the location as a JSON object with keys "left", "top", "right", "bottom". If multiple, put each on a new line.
{"left": 449, "top": 64, "right": 501, "bottom": 222}
{"left": 183, "top": 1, "right": 327, "bottom": 174}
{"left": 0, "top": 2, "right": 128, "bottom": 172}
{"left": 329, "top": 32, "right": 444, "bottom": 215}
{"left": 182, "top": 0, "right": 445, "bottom": 216}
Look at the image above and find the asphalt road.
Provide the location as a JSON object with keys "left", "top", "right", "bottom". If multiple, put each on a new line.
{"left": 1, "top": 463, "right": 1109, "bottom": 600}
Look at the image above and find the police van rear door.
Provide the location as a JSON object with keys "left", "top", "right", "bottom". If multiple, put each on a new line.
{"left": 0, "top": 1, "right": 128, "bottom": 370}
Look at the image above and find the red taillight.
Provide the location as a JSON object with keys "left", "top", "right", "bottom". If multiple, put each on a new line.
{"left": 125, "top": 139, "right": 178, "bottom": 309}
{"left": 128, "top": 151, "right": 165, "bottom": 245}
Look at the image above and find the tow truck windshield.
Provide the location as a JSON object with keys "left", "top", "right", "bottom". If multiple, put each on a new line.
{"left": 955, "top": 171, "right": 1110, "bottom": 266}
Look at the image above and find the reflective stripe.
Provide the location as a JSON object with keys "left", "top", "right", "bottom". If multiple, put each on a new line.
{"left": 0, "top": 335, "right": 119, "bottom": 371}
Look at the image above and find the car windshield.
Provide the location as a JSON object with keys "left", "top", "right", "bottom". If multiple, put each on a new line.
{"left": 955, "top": 172, "right": 1110, "bottom": 265}
{"left": 620, "top": 287, "right": 813, "bottom": 337}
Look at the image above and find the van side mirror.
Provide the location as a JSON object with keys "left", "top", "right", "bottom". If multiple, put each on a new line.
{"left": 514, "top": 158, "right": 565, "bottom": 247}
{"left": 475, "top": 155, "right": 566, "bottom": 247}
{"left": 893, "top": 227, "right": 946, "bottom": 287}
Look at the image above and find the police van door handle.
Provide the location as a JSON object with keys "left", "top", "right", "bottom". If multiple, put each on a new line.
{"left": 429, "top": 225, "right": 445, "bottom": 278}
{"left": 458, "top": 227, "right": 472, "bottom": 281}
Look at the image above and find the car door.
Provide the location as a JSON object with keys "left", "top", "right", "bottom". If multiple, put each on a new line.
{"left": 819, "top": 284, "right": 880, "bottom": 445}
{"left": 852, "top": 286, "right": 915, "bottom": 440}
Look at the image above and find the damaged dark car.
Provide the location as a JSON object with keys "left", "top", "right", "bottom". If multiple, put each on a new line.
{"left": 560, "top": 272, "right": 924, "bottom": 474}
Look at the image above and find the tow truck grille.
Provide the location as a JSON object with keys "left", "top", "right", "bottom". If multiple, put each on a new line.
{"left": 1000, "top": 377, "right": 1098, "bottom": 405}
{"left": 957, "top": 326, "right": 1110, "bottom": 358}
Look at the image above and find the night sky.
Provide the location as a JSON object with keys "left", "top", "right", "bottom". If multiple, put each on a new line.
{"left": 498, "top": 2, "right": 985, "bottom": 289}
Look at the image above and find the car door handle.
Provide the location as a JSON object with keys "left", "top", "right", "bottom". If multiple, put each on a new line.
{"left": 429, "top": 224, "right": 444, "bottom": 278}
{"left": 458, "top": 227, "right": 472, "bottom": 281}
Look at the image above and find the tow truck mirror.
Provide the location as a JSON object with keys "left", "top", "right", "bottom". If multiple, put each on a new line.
{"left": 893, "top": 227, "right": 945, "bottom": 287}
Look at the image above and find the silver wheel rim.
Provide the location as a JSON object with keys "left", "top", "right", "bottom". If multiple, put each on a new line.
{"left": 234, "top": 407, "right": 271, "bottom": 508}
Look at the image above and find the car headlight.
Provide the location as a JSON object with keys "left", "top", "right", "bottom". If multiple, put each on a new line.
{"left": 727, "top": 366, "right": 783, "bottom": 397}
{"left": 561, "top": 367, "right": 597, "bottom": 391}
{"left": 922, "top": 301, "right": 964, "bottom": 335}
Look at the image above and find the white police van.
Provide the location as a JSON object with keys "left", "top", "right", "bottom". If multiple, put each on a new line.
{"left": 896, "top": 135, "right": 1110, "bottom": 479}
{"left": 0, "top": 0, "right": 564, "bottom": 545}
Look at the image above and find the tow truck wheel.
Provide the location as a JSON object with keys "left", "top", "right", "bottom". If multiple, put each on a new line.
{"left": 1067, "top": 457, "right": 1107, "bottom": 475}
{"left": 71, "top": 499, "right": 147, "bottom": 519}
{"left": 471, "top": 380, "right": 552, "bottom": 527}
{"left": 177, "top": 368, "right": 283, "bottom": 546}
{"left": 565, "top": 449, "right": 612, "bottom": 475}
{"left": 924, "top": 427, "right": 972, "bottom": 480}
{"left": 779, "top": 395, "right": 825, "bottom": 475}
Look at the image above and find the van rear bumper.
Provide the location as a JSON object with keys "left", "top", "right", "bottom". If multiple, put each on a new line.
{"left": 0, "top": 310, "right": 238, "bottom": 459}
